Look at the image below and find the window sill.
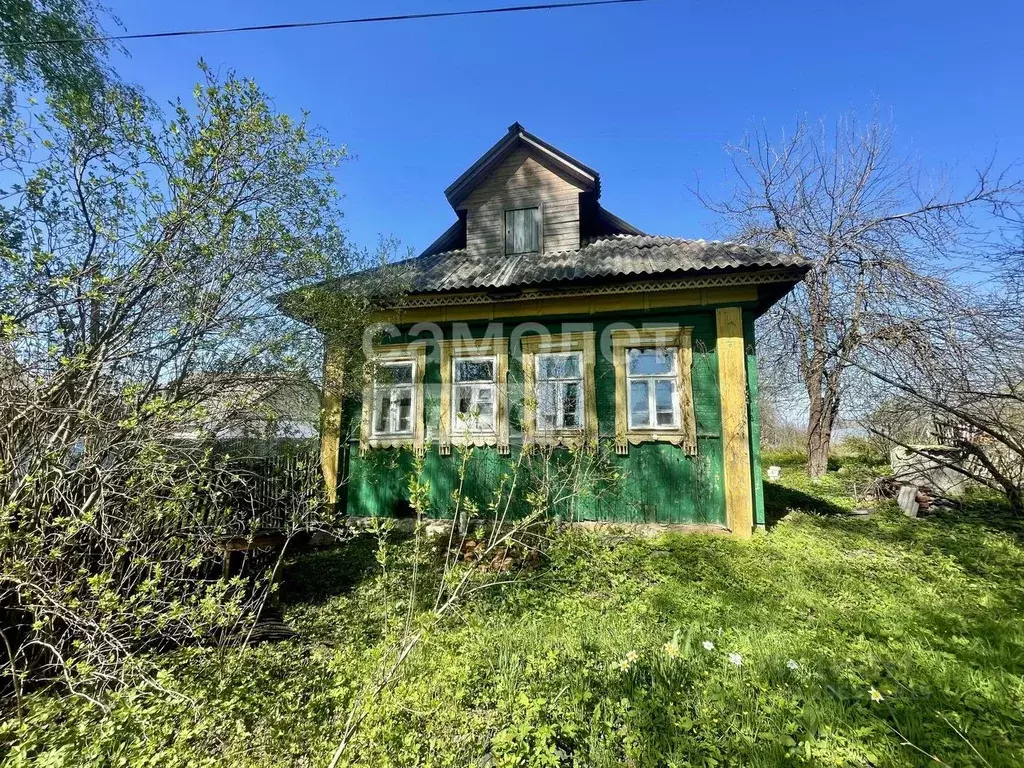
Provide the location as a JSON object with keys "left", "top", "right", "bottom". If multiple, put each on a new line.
{"left": 616, "top": 430, "right": 696, "bottom": 456}
{"left": 440, "top": 433, "right": 510, "bottom": 455}
{"left": 524, "top": 431, "right": 595, "bottom": 450}
{"left": 362, "top": 435, "right": 420, "bottom": 453}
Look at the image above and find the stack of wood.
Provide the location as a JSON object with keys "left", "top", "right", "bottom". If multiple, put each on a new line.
{"left": 458, "top": 539, "right": 542, "bottom": 573}
{"left": 869, "top": 475, "right": 956, "bottom": 517}
{"left": 225, "top": 606, "right": 297, "bottom": 645}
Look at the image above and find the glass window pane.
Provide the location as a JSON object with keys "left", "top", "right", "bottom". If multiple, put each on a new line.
{"left": 455, "top": 359, "right": 494, "bottom": 382}
{"left": 561, "top": 353, "right": 581, "bottom": 379}
{"left": 537, "top": 382, "right": 557, "bottom": 428}
{"left": 374, "top": 391, "right": 391, "bottom": 433}
{"left": 562, "top": 382, "right": 580, "bottom": 428}
{"left": 396, "top": 390, "right": 412, "bottom": 432}
{"left": 383, "top": 363, "right": 413, "bottom": 384}
{"left": 628, "top": 348, "right": 674, "bottom": 376}
{"left": 476, "top": 386, "right": 493, "bottom": 403}
{"left": 476, "top": 401, "right": 494, "bottom": 429}
{"left": 655, "top": 380, "right": 676, "bottom": 426}
{"left": 629, "top": 380, "right": 650, "bottom": 427}
{"left": 537, "top": 354, "right": 558, "bottom": 380}
{"left": 455, "top": 385, "right": 473, "bottom": 417}
{"left": 539, "top": 352, "right": 580, "bottom": 380}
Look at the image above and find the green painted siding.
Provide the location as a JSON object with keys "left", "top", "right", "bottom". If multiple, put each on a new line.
{"left": 343, "top": 308, "right": 756, "bottom": 525}
{"left": 743, "top": 310, "right": 766, "bottom": 527}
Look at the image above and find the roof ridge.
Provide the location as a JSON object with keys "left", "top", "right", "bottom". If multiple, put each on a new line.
{"left": 408, "top": 234, "right": 782, "bottom": 261}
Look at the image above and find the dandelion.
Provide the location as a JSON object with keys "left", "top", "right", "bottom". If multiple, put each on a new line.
{"left": 702, "top": 641, "right": 715, "bottom": 651}
{"left": 786, "top": 659, "right": 799, "bottom": 670}
{"left": 625, "top": 650, "right": 639, "bottom": 664}
{"left": 663, "top": 640, "right": 680, "bottom": 658}
{"left": 870, "top": 687, "right": 884, "bottom": 703}
{"left": 728, "top": 652, "right": 743, "bottom": 667}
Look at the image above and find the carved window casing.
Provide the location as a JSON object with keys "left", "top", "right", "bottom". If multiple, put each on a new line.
{"left": 611, "top": 327, "right": 696, "bottom": 455}
{"left": 439, "top": 337, "right": 510, "bottom": 455}
{"left": 360, "top": 342, "right": 427, "bottom": 454}
{"left": 521, "top": 331, "right": 597, "bottom": 448}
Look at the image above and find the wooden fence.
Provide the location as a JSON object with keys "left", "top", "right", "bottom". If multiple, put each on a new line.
{"left": 195, "top": 442, "right": 326, "bottom": 535}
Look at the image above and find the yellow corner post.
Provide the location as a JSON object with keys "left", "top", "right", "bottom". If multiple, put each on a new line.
{"left": 716, "top": 307, "right": 754, "bottom": 537}
{"left": 321, "top": 340, "right": 344, "bottom": 506}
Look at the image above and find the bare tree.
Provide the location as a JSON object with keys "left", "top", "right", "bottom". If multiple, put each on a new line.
{"left": 700, "top": 110, "right": 1024, "bottom": 476}
{"left": 856, "top": 279, "right": 1024, "bottom": 513}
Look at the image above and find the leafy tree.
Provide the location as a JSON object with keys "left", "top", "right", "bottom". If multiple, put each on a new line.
{"left": 0, "top": 0, "right": 114, "bottom": 106}
{"left": 0, "top": 63, "right": 383, "bottom": 698}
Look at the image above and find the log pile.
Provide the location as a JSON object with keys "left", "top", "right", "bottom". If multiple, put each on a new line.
{"left": 868, "top": 475, "right": 957, "bottom": 516}
{"left": 457, "top": 539, "right": 542, "bottom": 573}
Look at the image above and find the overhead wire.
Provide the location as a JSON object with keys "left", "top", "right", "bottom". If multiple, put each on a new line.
{"left": 3, "top": 0, "right": 653, "bottom": 48}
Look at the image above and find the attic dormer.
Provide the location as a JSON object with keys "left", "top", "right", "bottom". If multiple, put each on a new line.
{"left": 444, "top": 123, "right": 600, "bottom": 258}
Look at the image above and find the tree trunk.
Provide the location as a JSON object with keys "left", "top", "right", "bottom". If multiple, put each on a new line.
{"left": 1007, "top": 487, "right": 1024, "bottom": 517}
{"left": 806, "top": 386, "right": 839, "bottom": 479}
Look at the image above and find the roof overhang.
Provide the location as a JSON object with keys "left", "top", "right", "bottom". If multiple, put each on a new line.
{"left": 361, "top": 266, "right": 808, "bottom": 324}
{"left": 444, "top": 122, "right": 600, "bottom": 209}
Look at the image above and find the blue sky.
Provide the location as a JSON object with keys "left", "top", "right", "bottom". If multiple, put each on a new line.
{"left": 101, "top": 0, "right": 1023, "bottom": 256}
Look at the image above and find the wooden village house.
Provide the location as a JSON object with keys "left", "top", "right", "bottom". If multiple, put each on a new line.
{"left": 301, "top": 124, "right": 808, "bottom": 537}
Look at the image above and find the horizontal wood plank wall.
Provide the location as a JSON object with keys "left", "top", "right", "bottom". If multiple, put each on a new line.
{"left": 716, "top": 307, "right": 755, "bottom": 538}
{"left": 462, "top": 147, "right": 583, "bottom": 255}
{"left": 344, "top": 313, "right": 729, "bottom": 527}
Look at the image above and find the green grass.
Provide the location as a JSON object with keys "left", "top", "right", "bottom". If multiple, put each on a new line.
{"left": 4, "top": 456, "right": 1024, "bottom": 767}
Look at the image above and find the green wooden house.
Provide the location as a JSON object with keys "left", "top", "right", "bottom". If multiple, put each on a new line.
{"left": 313, "top": 124, "right": 807, "bottom": 537}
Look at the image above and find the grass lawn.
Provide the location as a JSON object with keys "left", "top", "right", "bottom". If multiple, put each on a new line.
{"left": 3, "top": 455, "right": 1024, "bottom": 767}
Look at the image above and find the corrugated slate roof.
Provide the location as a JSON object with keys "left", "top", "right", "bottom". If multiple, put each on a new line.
{"left": 377, "top": 234, "right": 808, "bottom": 295}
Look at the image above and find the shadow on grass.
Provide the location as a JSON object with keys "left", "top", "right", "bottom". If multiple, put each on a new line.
{"left": 763, "top": 480, "right": 848, "bottom": 527}
{"left": 278, "top": 534, "right": 382, "bottom": 607}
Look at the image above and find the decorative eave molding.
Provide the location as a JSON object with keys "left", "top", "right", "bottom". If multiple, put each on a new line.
{"left": 383, "top": 267, "right": 807, "bottom": 312}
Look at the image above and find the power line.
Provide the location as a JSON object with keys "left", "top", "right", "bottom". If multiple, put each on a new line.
{"left": 4, "top": 0, "right": 653, "bottom": 48}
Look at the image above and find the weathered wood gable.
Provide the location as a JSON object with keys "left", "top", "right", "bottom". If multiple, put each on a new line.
{"left": 461, "top": 147, "right": 584, "bottom": 256}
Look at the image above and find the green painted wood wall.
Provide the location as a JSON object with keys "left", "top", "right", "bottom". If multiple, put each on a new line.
{"left": 342, "top": 307, "right": 759, "bottom": 526}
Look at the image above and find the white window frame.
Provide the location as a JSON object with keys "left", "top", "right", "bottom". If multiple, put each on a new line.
{"left": 504, "top": 206, "right": 541, "bottom": 255}
{"left": 534, "top": 351, "right": 584, "bottom": 432}
{"left": 371, "top": 360, "right": 416, "bottom": 437}
{"left": 625, "top": 347, "right": 680, "bottom": 431}
{"left": 451, "top": 355, "right": 498, "bottom": 434}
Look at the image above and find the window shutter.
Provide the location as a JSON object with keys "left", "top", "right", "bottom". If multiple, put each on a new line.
{"left": 505, "top": 210, "right": 516, "bottom": 255}
{"left": 505, "top": 207, "right": 540, "bottom": 254}
{"left": 523, "top": 207, "right": 538, "bottom": 253}
{"left": 513, "top": 209, "right": 525, "bottom": 254}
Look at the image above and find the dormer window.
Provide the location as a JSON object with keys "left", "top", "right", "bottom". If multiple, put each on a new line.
{"left": 505, "top": 206, "right": 541, "bottom": 255}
